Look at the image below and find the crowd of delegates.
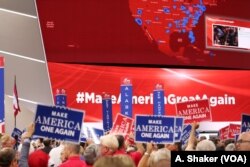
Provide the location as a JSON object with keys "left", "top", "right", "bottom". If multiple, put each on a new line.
{"left": 0, "top": 122, "right": 250, "bottom": 167}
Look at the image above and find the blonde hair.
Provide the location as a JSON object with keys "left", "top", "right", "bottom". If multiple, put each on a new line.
{"left": 196, "top": 140, "right": 216, "bottom": 151}
{"left": 0, "top": 134, "right": 13, "bottom": 149}
{"left": 114, "top": 155, "right": 135, "bottom": 167}
{"left": 148, "top": 148, "right": 171, "bottom": 167}
{"left": 94, "top": 155, "right": 135, "bottom": 167}
{"left": 100, "top": 134, "right": 119, "bottom": 152}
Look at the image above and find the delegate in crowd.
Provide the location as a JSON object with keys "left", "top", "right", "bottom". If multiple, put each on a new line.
{"left": 0, "top": 122, "right": 250, "bottom": 167}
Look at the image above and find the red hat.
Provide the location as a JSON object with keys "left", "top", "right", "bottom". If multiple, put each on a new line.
{"left": 28, "top": 150, "right": 49, "bottom": 167}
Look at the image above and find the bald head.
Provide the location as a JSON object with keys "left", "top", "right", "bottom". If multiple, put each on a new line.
{"left": 63, "top": 142, "right": 81, "bottom": 159}
{"left": 236, "top": 131, "right": 250, "bottom": 151}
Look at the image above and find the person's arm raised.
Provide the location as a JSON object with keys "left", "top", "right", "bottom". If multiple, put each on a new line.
{"left": 185, "top": 122, "right": 199, "bottom": 151}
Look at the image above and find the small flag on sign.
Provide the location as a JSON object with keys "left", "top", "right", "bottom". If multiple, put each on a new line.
{"left": 13, "top": 76, "right": 21, "bottom": 117}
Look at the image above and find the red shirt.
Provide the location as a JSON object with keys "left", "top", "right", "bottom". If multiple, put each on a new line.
{"left": 128, "top": 151, "right": 143, "bottom": 167}
{"left": 59, "top": 156, "right": 86, "bottom": 167}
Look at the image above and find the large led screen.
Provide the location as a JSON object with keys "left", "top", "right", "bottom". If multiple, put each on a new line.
{"left": 48, "top": 63, "right": 250, "bottom": 122}
{"left": 37, "top": 0, "right": 250, "bottom": 69}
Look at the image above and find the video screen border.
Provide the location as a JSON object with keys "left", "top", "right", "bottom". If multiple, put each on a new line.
{"left": 206, "top": 15, "right": 250, "bottom": 52}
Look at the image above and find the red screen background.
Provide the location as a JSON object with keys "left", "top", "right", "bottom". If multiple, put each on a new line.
{"left": 48, "top": 63, "right": 250, "bottom": 122}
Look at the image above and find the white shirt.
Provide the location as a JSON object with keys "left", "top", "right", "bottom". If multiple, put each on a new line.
{"left": 48, "top": 144, "right": 64, "bottom": 167}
